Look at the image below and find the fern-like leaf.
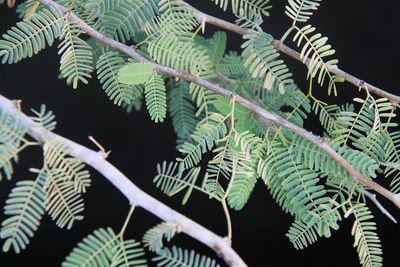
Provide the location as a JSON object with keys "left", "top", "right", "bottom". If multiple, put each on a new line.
{"left": 0, "top": 109, "right": 29, "bottom": 180}
{"left": 83, "top": 0, "right": 125, "bottom": 17}
{"left": 216, "top": 51, "right": 248, "bottom": 78}
{"left": 209, "top": 31, "right": 227, "bottom": 66}
{"left": 154, "top": 161, "right": 201, "bottom": 204}
{"left": 0, "top": 170, "right": 46, "bottom": 253}
{"left": 58, "top": 20, "right": 94, "bottom": 89}
{"left": 169, "top": 81, "right": 198, "bottom": 145}
{"left": 178, "top": 113, "right": 228, "bottom": 169}
{"left": 290, "top": 135, "right": 379, "bottom": 179}
{"left": 148, "top": 34, "right": 211, "bottom": 75}
{"left": 292, "top": 25, "right": 343, "bottom": 95}
{"left": 286, "top": 205, "right": 341, "bottom": 250}
{"left": 44, "top": 141, "right": 91, "bottom": 193}
{"left": 97, "top": 51, "right": 144, "bottom": 106}
{"left": 153, "top": 246, "right": 220, "bottom": 267}
{"left": 62, "top": 227, "right": 118, "bottom": 267}
{"left": 0, "top": 8, "right": 64, "bottom": 64}
{"left": 285, "top": 0, "right": 321, "bottom": 25}
{"left": 227, "top": 132, "right": 261, "bottom": 210}
{"left": 142, "top": 223, "right": 177, "bottom": 252}
{"left": 118, "top": 62, "right": 153, "bottom": 85}
{"left": 30, "top": 104, "right": 57, "bottom": 131}
{"left": 347, "top": 203, "right": 383, "bottom": 267}
{"left": 242, "top": 31, "right": 293, "bottom": 93}
{"left": 260, "top": 141, "right": 340, "bottom": 230}
{"left": 44, "top": 168, "right": 84, "bottom": 229}
{"left": 102, "top": 0, "right": 158, "bottom": 42}
{"left": 111, "top": 239, "right": 148, "bottom": 267}
{"left": 144, "top": 74, "right": 167, "bottom": 123}
{"left": 211, "top": 0, "right": 272, "bottom": 18}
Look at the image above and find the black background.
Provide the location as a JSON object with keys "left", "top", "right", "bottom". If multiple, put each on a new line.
{"left": 0, "top": 0, "right": 400, "bottom": 266}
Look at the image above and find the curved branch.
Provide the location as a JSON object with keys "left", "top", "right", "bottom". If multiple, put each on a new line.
{"left": 0, "top": 94, "right": 247, "bottom": 267}
{"left": 183, "top": 1, "right": 400, "bottom": 106}
{"left": 37, "top": 0, "right": 400, "bottom": 209}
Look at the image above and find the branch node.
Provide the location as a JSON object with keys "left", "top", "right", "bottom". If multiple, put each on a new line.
{"left": 11, "top": 99, "right": 22, "bottom": 112}
{"left": 223, "top": 236, "right": 232, "bottom": 246}
{"left": 89, "top": 136, "right": 111, "bottom": 159}
{"left": 364, "top": 190, "right": 397, "bottom": 223}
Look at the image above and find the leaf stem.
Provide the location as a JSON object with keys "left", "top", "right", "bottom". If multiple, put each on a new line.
{"left": 118, "top": 204, "right": 136, "bottom": 238}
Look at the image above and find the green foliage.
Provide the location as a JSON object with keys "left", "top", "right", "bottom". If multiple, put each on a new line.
{"left": 0, "top": 1, "right": 398, "bottom": 267}
{"left": 83, "top": 0, "right": 126, "bottom": 17}
{"left": 169, "top": 81, "right": 199, "bottom": 146}
{"left": 30, "top": 104, "right": 57, "bottom": 131}
{"left": 111, "top": 239, "right": 148, "bottom": 267}
{"left": 43, "top": 141, "right": 89, "bottom": 229}
{"left": 144, "top": 74, "right": 167, "bottom": 123}
{"left": 290, "top": 135, "right": 379, "bottom": 179}
{"left": 154, "top": 161, "right": 201, "bottom": 204}
{"left": 385, "top": 131, "right": 400, "bottom": 193}
{"left": 211, "top": 0, "right": 272, "bottom": 18}
{"left": 285, "top": 0, "right": 321, "bottom": 25}
{"left": 1, "top": 170, "right": 46, "bottom": 254}
{"left": 0, "top": 8, "right": 64, "bottom": 64}
{"left": 0, "top": 109, "right": 28, "bottom": 181}
{"left": 119, "top": 62, "right": 154, "bottom": 85}
{"left": 97, "top": 50, "right": 142, "bottom": 106}
{"left": 43, "top": 141, "right": 91, "bottom": 193}
{"left": 148, "top": 34, "right": 211, "bottom": 75}
{"left": 242, "top": 31, "right": 293, "bottom": 93}
{"left": 347, "top": 203, "right": 383, "bottom": 267}
{"left": 153, "top": 246, "right": 220, "bottom": 267}
{"left": 286, "top": 205, "right": 341, "bottom": 250}
{"left": 226, "top": 132, "right": 261, "bottom": 210}
{"left": 292, "top": 25, "right": 342, "bottom": 95}
{"left": 258, "top": 140, "right": 341, "bottom": 235}
{"left": 154, "top": 0, "right": 199, "bottom": 38}
{"left": 209, "top": 32, "right": 227, "bottom": 66}
{"left": 102, "top": 0, "right": 158, "bottom": 42}
{"left": 62, "top": 227, "right": 119, "bottom": 267}
{"left": 216, "top": 51, "right": 248, "bottom": 78}
{"left": 333, "top": 96, "right": 396, "bottom": 145}
{"left": 178, "top": 113, "right": 228, "bottom": 169}
{"left": 58, "top": 20, "right": 94, "bottom": 89}
{"left": 143, "top": 223, "right": 177, "bottom": 252}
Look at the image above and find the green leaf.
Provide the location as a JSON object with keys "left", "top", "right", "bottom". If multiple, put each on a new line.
{"left": 144, "top": 74, "right": 167, "bottom": 123}
{"left": 143, "top": 223, "right": 177, "bottom": 252}
{"left": 153, "top": 246, "right": 220, "bottom": 267}
{"left": 1, "top": 170, "right": 47, "bottom": 253}
{"left": 118, "top": 63, "right": 154, "bottom": 86}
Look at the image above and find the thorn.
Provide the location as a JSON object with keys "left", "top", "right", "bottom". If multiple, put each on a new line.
{"left": 89, "top": 136, "right": 111, "bottom": 159}
{"left": 201, "top": 18, "right": 206, "bottom": 33}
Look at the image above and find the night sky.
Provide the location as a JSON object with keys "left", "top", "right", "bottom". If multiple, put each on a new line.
{"left": 0, "top": 0, "right": 399, "bottom": 266}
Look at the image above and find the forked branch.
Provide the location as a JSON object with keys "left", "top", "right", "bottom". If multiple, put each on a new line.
{"left": 37, "top": 0, "right": 400, "bottom": 210}
{"left": 183, "top": 1, "right": 400, "bottom": 106}
{"left": 0, "top": 94, "right": 247, "bottom": 267}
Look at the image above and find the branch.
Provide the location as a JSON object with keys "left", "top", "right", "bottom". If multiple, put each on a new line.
{"left": 183, "top": 1, "right": 400, "bottom": 106}
{"left": 0, "top": 94, "right": 247, "bottom": 267}
{"left": 36, "top": 0, "right": 400, "bottom": 210}
{"left": 363, "top": 190, "right": 397, "bottom": 223}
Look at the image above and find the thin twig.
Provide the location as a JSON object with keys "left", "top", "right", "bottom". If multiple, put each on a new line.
{"left": 182, "top": 1, "right": 400, "bottom": 106}
{"left": 363, "top": 190, "right": 397, "bottom": 223}
{"left": 37, "top": 0, "right": 400, "bottom": 210}
{"left": 222, "top": 200, "right": 233, "bottom": 242}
